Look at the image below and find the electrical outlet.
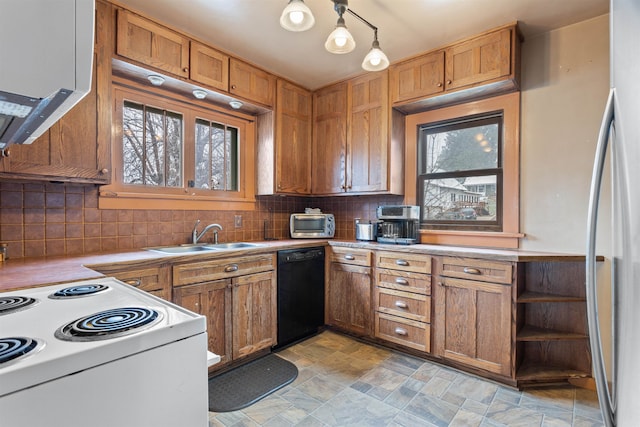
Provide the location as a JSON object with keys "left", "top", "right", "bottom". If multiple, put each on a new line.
{"left": 234, "top": 215, "right": 242, "bottom": 228}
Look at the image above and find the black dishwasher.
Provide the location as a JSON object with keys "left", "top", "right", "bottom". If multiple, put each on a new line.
{"left": 275, "top": 246, "right": 325, "bottom": 349}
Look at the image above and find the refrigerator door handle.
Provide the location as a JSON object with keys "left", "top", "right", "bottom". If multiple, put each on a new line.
{"left": 586, "top": 88, "right": 615, "bottom": 427}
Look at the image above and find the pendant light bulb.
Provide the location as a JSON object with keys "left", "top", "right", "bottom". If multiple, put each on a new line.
{"left": 280, "top": 0, "right": 315, "bottom": 32}
{"left": 325, "top": 16, "right": 356, "bottom": 54}
{"left": 362, "top": 38, "right": 389, "bottom": 71}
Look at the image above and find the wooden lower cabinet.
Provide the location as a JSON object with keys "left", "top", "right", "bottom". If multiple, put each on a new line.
{"left": 173, "top": 279, "right": 232, "bottom": 366}
{"left": 435, "top": 276, "right": 512, "bottom": 377}
{"left": 232, "top": 270, "right": 277, "bottom": 359}
{"left": 327, "top": 251, "right": 373, "bottom": 337}
{"left": 172, "top": 254, "right": 276, "bottom": 369}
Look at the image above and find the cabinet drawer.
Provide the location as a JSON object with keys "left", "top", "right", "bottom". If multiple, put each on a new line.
{"left": 94, "top": 266, "right": 171, "bottom": 301}
{"left": 330, "top": 247, "right": 372, "bottom": 267}
{"left": 173, "top": 254, "right": 275, "bottom": 286}
{"left": 376, "top": 251, "right": 431, "bottom": 274}
{"left": 375, "top": 268, "right": 431, "bottom": 295}
{"left": 375, "top": 312, "right": 430, "bottom": 352}
{"left": 440, "top": 257, "right": 512, "bottom": 284}
{"left": 375, "top": 288, "right": 430, "bottom": 323}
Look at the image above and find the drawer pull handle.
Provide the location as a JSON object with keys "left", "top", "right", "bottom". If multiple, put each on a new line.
{"left": 395, "top": 259, "right": 409, "bottom": 266}
{"left": 344, "top": 254, "right": 355, "bottom": 260}
{"left": 394, "top": 327, "right": 408, "bottom": 336}
{"left": 394, "top": 301, "right": 408, "bottom": 309}
{"left": 394, "top": 278, "right": 409, "bottom": 285}
{"left": 123, "top": 279, "right": 141, "bottom": 287}
{"left": 463, "top": 267, "right": 481, "bottom": 275}
{"left": 224, "top": 264, "right": 239, "bottom": 273}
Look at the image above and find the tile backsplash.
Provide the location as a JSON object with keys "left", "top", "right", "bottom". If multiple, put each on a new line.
{"left": 0, "top": 181, "right": 402, "bottom": 259}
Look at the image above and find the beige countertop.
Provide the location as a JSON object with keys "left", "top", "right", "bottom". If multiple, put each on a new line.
{"left": 0, "top": 239, "right": 589, "bottom": 292}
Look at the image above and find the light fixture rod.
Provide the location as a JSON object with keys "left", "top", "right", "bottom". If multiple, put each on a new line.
{"left": 346, "top": 8, "right": 377, "bottom": 33}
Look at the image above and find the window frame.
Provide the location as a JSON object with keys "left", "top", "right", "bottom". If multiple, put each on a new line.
{"left": 100, "top": 84, "right": 256, "bottom": 210}
{"left": 404, "top": 92, "right": 522, "bottom": 248}
{"left": 417, "top": 113, "right": 503, "bottom": 232}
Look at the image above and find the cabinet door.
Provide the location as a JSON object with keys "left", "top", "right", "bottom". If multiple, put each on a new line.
{"left": 438, "top": 277, "right": 512, "bottom": 376}
{"left": 328, "top": 262, "right": 372, "bottom": 336}
{"left": 190, "top": 41, "right": 229, "bottom": 91}
{"left": 173, "top": 279, "right": 232, "bottom": 366}
{"left": 275, "top": 80, "right": 312, "bottom": 194}
{"left": 347, "top": 71, "right": 389, "bottom": 193}
{"left": 445, "top": 27, "right": 512, "bottom": 92}
{"left": 312, "top": 83, "right": 347, "bottom": 194}
{"left": 116, "top": 10, "right": 189, "bottom": 77}
{"left": 232, "top": 270, "right": 277, "bottom": 359}
{"left": 389, "top": 50, "right": 445, "bottom": 103}
{"left": 229, "top": 59, "right": 276, "bottom": 107}
{"left": 1, "top": 56, "right": 109, "bottom": 184}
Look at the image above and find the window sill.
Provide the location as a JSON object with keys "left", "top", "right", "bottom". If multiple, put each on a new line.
{"left": 98, "top": 189, "right": 256, "bottom": 211}
{"left": 419, "top": 229, "right": 525, "bottom": 249}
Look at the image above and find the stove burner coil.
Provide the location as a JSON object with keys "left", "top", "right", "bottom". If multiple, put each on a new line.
{"left": 55, "top": 307, "right": 162, "bottom": 342}
{"left": 0, "top": 337, "right": 40, "bottom": 365}
{"left": 49, "top": 284, "right": 109, "bottom": 299}
{"left": 0, "top": 296, "right": 38, "bottom": 316}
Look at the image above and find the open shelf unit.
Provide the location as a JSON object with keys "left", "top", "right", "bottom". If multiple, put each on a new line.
{"left": 515, "top": 261, "right": 592, "bottom": 386}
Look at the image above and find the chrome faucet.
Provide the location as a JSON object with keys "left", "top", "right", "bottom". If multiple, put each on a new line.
{"left": 192, "top": 220, "right": 223, "bottom": 244}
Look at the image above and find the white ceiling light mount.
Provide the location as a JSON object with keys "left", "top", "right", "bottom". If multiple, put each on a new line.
{"left": 147, "top": 75, "right": 165, "bottom": 86}
{"left": 280, "top": 0, "right": 388, "bottom": 71}
{"left": 192, "top": 89, "right": 207, "bottom": 99}
{"left": 280, "top": 0, "right": 315, "bottom": 32}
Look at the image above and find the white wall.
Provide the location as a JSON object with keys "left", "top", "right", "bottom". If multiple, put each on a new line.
{"left": 519, "top": 14, "right": 612, "bottom": 372}
{"left": 520, "top": 14, "right": 610, "bottom": 253}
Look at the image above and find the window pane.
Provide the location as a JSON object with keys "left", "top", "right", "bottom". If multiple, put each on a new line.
{"left": 145, "top": 107, "right": 165, "bottom": 186}
{"left": 421, "top": 175, "right": 497, "bottom": 222}
{"left": 122, "top": 102, "right": 144, "bottom": 184}
{"left": 195, "top": 119, "right": 211, "bottom": 189}
{"left": 166, "top": 111, "right": 182, "bottom": 187}
{"left": 420, "top": 122, "right": 498, "bottom": 174}
{"left": 211, "top": 123, "right": 225, "bottom": 190}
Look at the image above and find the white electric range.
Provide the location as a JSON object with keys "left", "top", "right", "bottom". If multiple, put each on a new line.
{"left": 0, "top": 277, "right": 217, "bottom": 427}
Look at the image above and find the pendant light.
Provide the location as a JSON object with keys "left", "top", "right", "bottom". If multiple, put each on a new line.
{"left": 324, "top": 15, "right": 356, "bottom": 54}
{"left": 279, "top": 0, "right": 315, "bottom": 32}
{"left": 361, "top": 31, "right": 389, "bottom": 71}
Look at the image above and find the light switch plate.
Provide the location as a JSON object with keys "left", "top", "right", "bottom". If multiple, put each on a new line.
{"left": 234, "top": 215, "right": 242, "bottom": 228}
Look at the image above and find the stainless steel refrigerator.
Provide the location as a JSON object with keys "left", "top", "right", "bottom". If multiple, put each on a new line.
{"left": 587, "top": 0, "right": 640, "bottom": 426}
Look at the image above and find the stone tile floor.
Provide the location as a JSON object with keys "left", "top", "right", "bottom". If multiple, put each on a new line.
{"left": 208, "top": 331, "right": 604, "bottom": 427}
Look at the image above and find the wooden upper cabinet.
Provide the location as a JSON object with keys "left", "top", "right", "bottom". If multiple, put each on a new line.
{"left": 312, "top": 82, "right": 348, "bottom": 194}
{"left": 445, "top": 27, "right": 513, "bottom": 91}
{"left": 348, "top": 71, "right": 389, "bottom": 193}
{"left": 229, "top": 59, "right": 276, "bottom": 107}
{"left": 390, "top": 50, "right": 445, "bottom": 103}
{"left": 116, "top": 9, "right": 189, "bottom": 77}
{"left": 274, "top": 80, "right": 312, "bottom": 194}
{"left": 189, "top": 41, "right": 229, "bottom": 91}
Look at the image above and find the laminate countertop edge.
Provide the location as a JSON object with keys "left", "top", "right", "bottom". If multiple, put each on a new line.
{"left": 0, "top": 239, "right": 600, "bottom": 292}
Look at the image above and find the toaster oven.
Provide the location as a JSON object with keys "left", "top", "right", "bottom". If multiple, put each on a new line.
{"left": 290, "top": 213, "right": 335, "bottom": 239}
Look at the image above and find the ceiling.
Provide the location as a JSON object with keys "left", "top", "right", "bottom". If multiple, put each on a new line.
{"left": 115, "top": 0, "right": 609, "bottom": 90}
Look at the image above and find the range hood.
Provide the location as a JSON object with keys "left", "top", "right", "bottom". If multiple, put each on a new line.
{"left": 0, "top": 0, "right": 95, "bottom": 154}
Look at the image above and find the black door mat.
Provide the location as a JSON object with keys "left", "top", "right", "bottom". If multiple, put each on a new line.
{"left": 208, "top": 353, "right": 298, "bottom": 412}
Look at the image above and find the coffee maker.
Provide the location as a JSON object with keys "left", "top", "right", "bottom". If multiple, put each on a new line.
{"left": 376, "top": 205, "right": 420, "bottom": 245}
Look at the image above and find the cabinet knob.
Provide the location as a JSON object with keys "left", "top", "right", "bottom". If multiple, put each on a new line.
{"left": 463, "top": 267, "right": 482, "bottom": 275}
{"left": 446, "top": 79, "right": 452, "bottom": 85}
{"left": 394, "top": 327, "right": 408, "bottom": 336}
{"left": 183, "top": 67, "right": 189, "bottom": 73}
{"left": 394, "top": 278, "right": 409, "bottom": 285}
{"left": 395, "top": 259, "right": 409, "bottom": 266}
{"left": 394, "top": 301, "right": 408, "bottom": 309}
{"left": 231, "top": 84, "right": 237, "bottom": 90}
{"left": 1, "top": 148, "right": 10, "bottom": 157}
{"left": 344, "top": 254, "right": 355, "bottom": 261}
{"left": 436, "top": 82, "right": 443, "bottom": 87}
{"left": 123, "top": 279, "right": 141, "bottom": 287}
{"left": 224, "top": 264, "right": 239, "bottom": 273}
{"left": 100, "top": 168, "right": 109, "bottom": 174}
